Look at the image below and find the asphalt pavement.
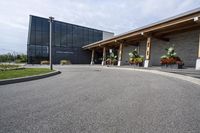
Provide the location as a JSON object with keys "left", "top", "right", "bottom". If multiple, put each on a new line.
{"left": 0, "top": 65, "right": 200, "bottom": 133}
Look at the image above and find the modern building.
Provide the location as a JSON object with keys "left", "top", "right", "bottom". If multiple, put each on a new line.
{"left": 27, "top": 15, "right": 114, "bottom": 64}
{"left": 83, "top": 8, "right": 200, "bottom": 70}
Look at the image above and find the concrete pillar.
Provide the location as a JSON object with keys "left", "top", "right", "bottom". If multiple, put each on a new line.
{"left": 118, "top": 43, "right": 123, "bottom": 66}
{"left": 195, "top": 34, "right": 200, "bottom": 70}
{"left": 102, "top": 47, "right": 106, "bottom": 66}
{"left": 144, "top": 37, "right": 152, "bottom": 68}
{"left": 90, "top": 49, "right": 95, "bottom": 65}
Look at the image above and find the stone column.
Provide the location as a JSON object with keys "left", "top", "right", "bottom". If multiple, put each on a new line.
{"left": 196, "top": 34, "right": 200, "bottom": 70}
{"left": 90, "top": 49, "right": 95, "bottom": 65}
{"left": 117, "top": 43, "right": 123, "bottom": 66}
{"left": 144, "top": 37, "right": 152, "bottom": 68}
{"left": 102, "top": 47, "right": 106, "bottom": 66}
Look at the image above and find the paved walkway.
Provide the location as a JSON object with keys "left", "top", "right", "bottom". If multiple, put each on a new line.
{"left": 0, "top": 65, "right": 200, "bottom": 133}
{"left": 120, "top": 65, "right": 200, "bottom": 78}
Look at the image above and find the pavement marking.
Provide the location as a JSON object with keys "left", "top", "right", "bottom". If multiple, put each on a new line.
{"left": 94, "top": 66, "right": 200, "bottom": 86}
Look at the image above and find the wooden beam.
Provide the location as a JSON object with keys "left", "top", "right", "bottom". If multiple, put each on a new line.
{"left": 195, "top": 34, "right": 200, "bottom": 70}
{"left": 145, "top": 37, "right": 152, "bottom": 60}
{"left": 199, "top": 34, "right": 200, "bottom": 58}
{"left": 153, "top": 23, "right": 200, "bottom": 36}
{"left": 117, "top": 43, "right": 123, "bottom": 66}
{"left": 144, "top": 37, "right": 152, "bottom": 68}
{"left": 154, "top": 36, "right": 170, "bottom": 42}
{"left": 90, "top": 49, "right": 95, "bottom": 65}
{"left": 102, "top": 47, "right": 106, "bottom": 66}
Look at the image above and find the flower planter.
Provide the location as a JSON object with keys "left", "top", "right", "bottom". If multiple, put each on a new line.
{"left": 106, "top": 61, "right": 117, "bottom": 66}
{"left": 161, "top": 64, "right": 183, "bottom": 69}
{"left": 129, "top": 62, "right": 143, "bottom": 67}
{"left": 160, "top": 46, "right": 184, "bottom": 69}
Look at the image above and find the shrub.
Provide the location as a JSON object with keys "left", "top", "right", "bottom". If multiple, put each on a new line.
{"left": 40, "top": 60, "right": 49, "bottom": 65}
{"left": 0, "top": 53, "right": 27, "bottom": 63}
{"left": 15, "top": 59, "right": 22, "bottom": 63}
{"left": 17, "top": 54, "right": 27, "bottom": 63}
{"left": 60, "top": 60, "right": 71, "bottom": 65}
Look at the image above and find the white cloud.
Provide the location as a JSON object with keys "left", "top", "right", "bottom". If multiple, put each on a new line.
{"left": 0, "top": 0, "right": 200, "bottom": 53}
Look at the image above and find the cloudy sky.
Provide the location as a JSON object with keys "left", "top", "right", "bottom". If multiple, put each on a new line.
{"left": 0, "top": 0, "right": 200, "bottom": 54}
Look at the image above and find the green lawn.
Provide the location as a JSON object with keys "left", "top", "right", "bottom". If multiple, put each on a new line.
{"left": 0, "top": 68, "right": 54, "bottom": 80}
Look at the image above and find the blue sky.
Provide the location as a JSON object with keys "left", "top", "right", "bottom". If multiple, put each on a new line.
{"left": 0, "top": 0, "right": 200, "bottom": 54}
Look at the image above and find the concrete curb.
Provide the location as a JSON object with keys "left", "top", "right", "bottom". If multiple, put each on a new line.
{"left": 0, "top": 70, "right": 61, "bottom": 85}
{"left": 98, "top": 66, "right": 200, "bottom": 86}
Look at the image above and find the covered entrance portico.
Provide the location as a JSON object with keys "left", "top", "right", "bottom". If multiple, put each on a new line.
{"left": 83, "top": 8, "right": 200, "bottom": 70}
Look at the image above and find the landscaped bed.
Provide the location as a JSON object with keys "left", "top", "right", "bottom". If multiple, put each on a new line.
{"left": 0, "top": 64, "right": 20, "bottom": 71}
{"left": 0, "top": 68, "right": 54, "bottom": 80}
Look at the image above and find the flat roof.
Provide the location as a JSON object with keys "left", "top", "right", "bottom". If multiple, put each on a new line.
{"left": 83, "top": 7, "right": 200, "bottom": 49}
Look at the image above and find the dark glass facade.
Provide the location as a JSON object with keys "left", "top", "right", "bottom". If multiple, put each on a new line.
{"left": 27, "top": 15, "right": 103, "bottom": 64}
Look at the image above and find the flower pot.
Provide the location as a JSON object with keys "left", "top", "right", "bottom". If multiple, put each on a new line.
{"left": 161, "top": 64, "right": 183, "bottom": 69}
{"left": 129, "top": 62, "right": 143, "bottom": 67}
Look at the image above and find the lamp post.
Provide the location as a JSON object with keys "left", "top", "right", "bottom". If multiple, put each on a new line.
{"left": 49, "top": 16, "right": 54, "bottom": 70}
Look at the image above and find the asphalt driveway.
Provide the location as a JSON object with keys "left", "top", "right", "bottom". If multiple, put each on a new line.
{"left": 0, "top": 65, "right": 200, "bottom": 133}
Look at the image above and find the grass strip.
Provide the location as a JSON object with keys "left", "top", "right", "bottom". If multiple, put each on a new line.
{"left": 0, "top": 68, "right": 54, "bottom": 80}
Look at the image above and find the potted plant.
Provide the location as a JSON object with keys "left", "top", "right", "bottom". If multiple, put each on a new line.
{"left": 106, "top": 51, "right": 117, "bottom": 66}
{"left": 128, "top": 49, "right": 144, "bottom": 67}
{"left": 160, "top": 46, "right": 184, "bottom": 69}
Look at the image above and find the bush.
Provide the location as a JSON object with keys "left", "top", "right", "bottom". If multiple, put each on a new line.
{"left": 16, "top": 54, "right": 27, "bottom": 63}
{"left": 0, "top": 53, "right": 27, "bottom": 63}
{"left": 40, "top": 60, "right": 49, "bottom": 65}
{"left": 60, "top": 60, "right": 71, "bottom": 65}
{"left": 15, "top": 59, "right": 22, "bottom": 63}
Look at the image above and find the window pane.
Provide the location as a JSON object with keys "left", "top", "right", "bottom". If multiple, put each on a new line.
{"left": 36, "top": 18, "right": 42, "bottom": 31}
{"left": 67, "top": 24, "right": 73, "bottom": 47}
{"left": 97, "top": 31, "right": 103, "bottom": 41}
{"left": 35, "top": 31, "right": 42, "bottom": 44}
{"left": 61, "top": 23, "right": 66, "bottom": 33}
{"left": 42, "top": 32, "right": 49, "bottom": 45}
{"left": 89, "top": 29, "right": 93, "bottom": 43}
{"left": 30, "top": 30, "right": 36, "bottom": 44}
{"left": 73, "top": 25, "right": 78, "bottom": 46}
{"left": 35, "top": 45, "right": 42, "bottom": 56}
{"left": 61, "top": 32, "right": 67, "bottom": 47}
{"left": 42, "top": 46, "right": 48, "bottom": 57}
{"left": 83, "top": 28, "right": 89, "bottom": 45}
{"left": 55, "top": 32, "right": 60, "bottom": 46}
{"left": 55, "top": 22, "right": 60, "bottom": 32}
{"left": 76, "top": 26, "right": 81, "bottom": 46}
{"left": 29, "top": 45, "right": 35, "bottom": 56}
{"left": 42, "top": 19, "right": 49, "bottom": 32}
{"left": 31, "top": 17, "right": 36, "bottom": 31}
{"left": 79, "top": 27, "right": 84, "bottom": 46}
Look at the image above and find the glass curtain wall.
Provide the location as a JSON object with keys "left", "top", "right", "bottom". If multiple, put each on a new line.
{"left": 27, "top": 15, "right": 103, "bottom": 64}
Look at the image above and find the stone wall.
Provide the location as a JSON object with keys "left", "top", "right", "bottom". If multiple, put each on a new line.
{"left": 121, "top": 45, "right": 138, "bottom": 65}
{"left": 121, "top": 29, "right": 200, "bottom": 67}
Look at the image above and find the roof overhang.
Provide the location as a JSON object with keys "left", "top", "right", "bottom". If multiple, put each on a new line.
{"left": 83, "top": 7, "right": 200, "bottom": 50}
